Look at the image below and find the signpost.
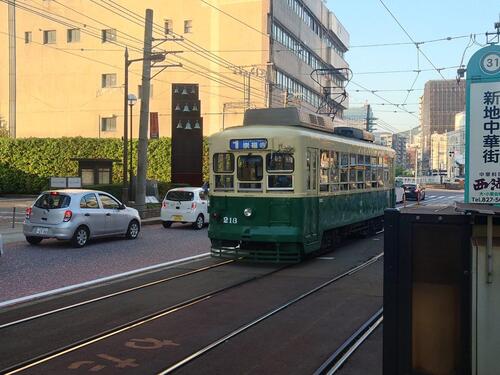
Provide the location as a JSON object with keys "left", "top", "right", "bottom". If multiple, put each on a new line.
{"left": 465, "top": 44, "right": 500, "bottom": 204}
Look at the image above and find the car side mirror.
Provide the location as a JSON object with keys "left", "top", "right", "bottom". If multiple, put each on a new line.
{"left": 119, "top": 204, "right": 126, "bottom": 210}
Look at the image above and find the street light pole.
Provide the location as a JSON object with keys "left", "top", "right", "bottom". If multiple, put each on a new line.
{"left": 122, "top": 47, "right": 129, "bottom": 203}
{"left": 128, "top": 94, "right": 137, "bottom": 200}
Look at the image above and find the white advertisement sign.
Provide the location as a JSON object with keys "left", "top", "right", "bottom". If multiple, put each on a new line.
{"left": 50, "top": 177, "right": 67, "bottom": 188}
{"left": 468, "top": 81, "right": 500, "bottom": 203}
{"left": 67, "top": 177, "right": 82, "bottom": 188}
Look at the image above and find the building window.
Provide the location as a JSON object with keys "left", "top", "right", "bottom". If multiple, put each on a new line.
{"left": 43, "top": 30, "right": 56, "bottom": 44}
{"left": 98, "top": 168, "right": 111, "bottom": 184}
{"left": 101, "top": 116, "right": 116, "bottom": 132}
{"left": 102, "top": 29, "right": 116, "bottom": 43}
{"left": 184, "top": 20, "right": 192, "bottom": 33}
{"left": 24, "top": 31, "right": 32, "bottom": 44}
{"left": 101, "top": 73, "right": 117, "bottom": 88}
{"left": 165, "top": 19, "right": 173, "bottom": 35}
{"left": 67, "top": 28, "right": 80, "bottom": 43}
{"left": 81, "top": 169, "right": 94, "bottom": 186}
{"left": 138, "top": 84, "right": 153, "bottom": 99}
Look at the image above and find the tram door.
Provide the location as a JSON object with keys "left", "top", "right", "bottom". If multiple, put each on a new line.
{"left": 305, "top": 148, "right": 319, "bottom": 243}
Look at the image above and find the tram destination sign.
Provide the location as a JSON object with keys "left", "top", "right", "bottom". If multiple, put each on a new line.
{"left": 230, "top": 138, "right": 268, "bottom": 150}
{"left": 465, "top": 45, "right": 500, "bottom": 204}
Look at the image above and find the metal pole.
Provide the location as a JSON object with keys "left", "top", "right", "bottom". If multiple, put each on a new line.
{"left": 487, "top": 215, "right": 493, "bottom": 284}
{"left": 12, "top": 207, "right": 16, "bottom": 228}
{"left": 136, "top": 9, "right": 154, "bottom": 215}
{"left": 122, "top": 48, "right": 129, "bottom": 203}
{"left": 129, "top": 103, "right": 133, "bottom": 200}
{"left": 415, "top": 147, "right": 418, "bottom": 184}
{"left": 8, "top": 0, "right": 16, "bottom": 138}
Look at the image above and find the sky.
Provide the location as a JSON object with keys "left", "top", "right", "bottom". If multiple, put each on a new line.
{"left": 328, "top": 0, "right": 500, "bottom": 133}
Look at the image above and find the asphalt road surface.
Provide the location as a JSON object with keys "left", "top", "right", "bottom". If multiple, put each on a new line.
{"left": 0, "top": 189, "right": 462, "bottom": 305}
{"left": 0, "top": 223, "right": 210, "bottom": 303}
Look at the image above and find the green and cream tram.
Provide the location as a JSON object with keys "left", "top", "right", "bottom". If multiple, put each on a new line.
{"left": 208, "top": 108, "right": 395, "bottom": 262}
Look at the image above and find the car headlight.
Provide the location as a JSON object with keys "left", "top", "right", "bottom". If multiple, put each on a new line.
{"left": 243, "top": 208, "right": 252, "bottom": 217}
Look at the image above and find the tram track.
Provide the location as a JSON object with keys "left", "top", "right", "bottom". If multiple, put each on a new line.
{"left": 0, "top": 258, "right": 235, "bottom": 330}
{"left": 314, "top": 308, "right": 383, "bottom": 375}
{"left": 3, "top": 243, "right": 384, "bottom": 374}
{"left": 2, "top": 261, "right": 290, "bottom": 374}
{"left": 158, "top": 252, "right": 383, "bottom": 374}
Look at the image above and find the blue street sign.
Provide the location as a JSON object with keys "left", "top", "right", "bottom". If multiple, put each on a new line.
{"left": 465, "top": 44, "right": 500, "bottom": 204}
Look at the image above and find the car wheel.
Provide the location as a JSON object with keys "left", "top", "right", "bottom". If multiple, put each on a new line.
{"left": 71, "top": 226, "right": 89, "bottom": 248}
{"left": 26, "top": 236, "right": 43, "bottom": 245}
{"left": 162, "top": 221, "right": 172, "bottom": 228}
{"left": 193, "top": 214, "right": 204, "bottom": 230}
{"left": 126, "top": 220, "right": 140, "bottom": 239}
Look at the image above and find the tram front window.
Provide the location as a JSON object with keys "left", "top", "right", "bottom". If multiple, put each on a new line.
{"left": 237, "top": 155, "right": 263, "bottom": 190}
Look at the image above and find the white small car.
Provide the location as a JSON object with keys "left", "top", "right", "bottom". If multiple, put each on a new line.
{"left": 161, "top": 187, "right": 209, "bottom": 229}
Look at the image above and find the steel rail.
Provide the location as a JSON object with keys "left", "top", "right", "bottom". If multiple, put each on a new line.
{"left": 314, "top": 308, "right": 384, "bottom": 375}
{"left": 2, "top": 262, "right": 289, "bottom": 375}
{"left": 0, "top": 258, "right": 235, "bottom": 330}
{"left": 158, "top": 252, "right": 384, "bottom": 374}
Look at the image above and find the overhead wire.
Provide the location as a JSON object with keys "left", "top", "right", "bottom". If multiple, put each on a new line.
{"left": 378, "top": 0, "right": 446, "bottom": 80}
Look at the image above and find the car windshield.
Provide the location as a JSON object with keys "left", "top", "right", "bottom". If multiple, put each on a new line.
{"left": 34, "top": 193, "right": 71, "bottom": 209}
{"left": 403, "top": 184, "right": 416, "bottom": 189}
{"left": 166, "top": 191, "right": 194, "bottom": 202}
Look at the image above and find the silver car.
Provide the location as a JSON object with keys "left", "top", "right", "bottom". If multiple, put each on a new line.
{"left": 23, "top": 189, "right": 141, "bottom": 248}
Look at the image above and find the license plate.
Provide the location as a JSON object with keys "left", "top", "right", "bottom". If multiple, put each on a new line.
{"left": 34, "top": 227, "right": 49, "bottom": 235}
{"left": 172, "top": 215, "right": 183, "bottom": 222}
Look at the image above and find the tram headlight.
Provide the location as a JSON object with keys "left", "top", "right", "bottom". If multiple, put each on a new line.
{"left": 243, "top": 208, "right": 253, "bottom": 217}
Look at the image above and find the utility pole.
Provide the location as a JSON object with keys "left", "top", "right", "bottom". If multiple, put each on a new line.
{"left": 135, "top": 9, "right": 154, "bottom": 215}
{"left": 365, "top": 104, "right": 371, "bottom": 132}
{"left": 122, "top": 47, "right": 129, "bottom": 203}
{"left": 8, "top": 0, "right": 16, "bottom": 138}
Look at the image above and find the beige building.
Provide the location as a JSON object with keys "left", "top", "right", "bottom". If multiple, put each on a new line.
{"left": 1, "top": 0, "right": 349, "bottom": 138}
{"left": 430, "top": 132, "right": 448, "bottom": 174}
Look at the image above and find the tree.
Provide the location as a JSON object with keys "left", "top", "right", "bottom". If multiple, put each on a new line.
{"left": 395, "top": 165, "right": 413, "bottom": 177}
{"left": 0, "top": 115, "right": 8, "bottom": 137}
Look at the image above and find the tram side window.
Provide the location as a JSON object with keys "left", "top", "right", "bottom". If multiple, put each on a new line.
{"left": 267, "top": 153, "right": 294, "bottom": 190}
{"left": 237, "top": 155, "right": 263, "bottom": 190}
{"left": 330, "top": 151, "right": 339, "bottom": 191}
{"left": 213, "top": 153, "right": 234, "bottom": 191}
{"left": 320, "top": 150, "right": 330, "bottom": 192}
{"left": 340, "top": 152, "right": 349, "bottom": 191}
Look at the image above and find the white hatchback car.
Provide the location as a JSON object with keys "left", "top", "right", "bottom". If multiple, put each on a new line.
{"left": 161, "top": 187, "right": 209, "bottom": 229}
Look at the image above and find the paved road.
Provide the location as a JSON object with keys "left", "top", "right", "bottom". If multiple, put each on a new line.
{"left": 0, "top": 189, "right": 463, "bottom": 305}
{"left": 0, "top": 223, "right": 210, "bottom": 304}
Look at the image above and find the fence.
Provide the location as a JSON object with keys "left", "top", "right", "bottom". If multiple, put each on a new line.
{"left": 0, "top": 206, "right": 27, "bottom": 230}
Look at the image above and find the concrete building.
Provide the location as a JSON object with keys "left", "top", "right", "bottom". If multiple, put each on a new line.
{"left": 0, "top": 0, "right": 349, "bottom": 138}
{"left": 420, "top": 79, "right": 465, "bottom": 173}
{"left": 374, "top": 132, "right": 393, "bottom": 147}
{"left": 392, "top": 133, "right": 407, "bottom": 168}
{"left": 447, "top": 111, "right": 465, "bottom": 178}
{"left": 430, "top": 132, "right": 448, "bottom": 176}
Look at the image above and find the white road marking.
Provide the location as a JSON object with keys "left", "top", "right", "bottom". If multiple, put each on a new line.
{"left": 317, "top": 257, "right": 335, "bottom": 260}
{"left": 0, "top": 253, "right": 211, "bottom": 309}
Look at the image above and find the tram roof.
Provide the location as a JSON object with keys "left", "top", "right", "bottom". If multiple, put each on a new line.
{"left": 243, "top": 107, "right": 335, "bottom": 133}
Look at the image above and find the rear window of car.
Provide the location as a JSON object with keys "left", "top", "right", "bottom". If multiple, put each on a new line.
{"left": 166, "top": 191, "right": 194, "bottom": 202}
{"left": 34, "top": 193, "right": 71, "bottom": 209}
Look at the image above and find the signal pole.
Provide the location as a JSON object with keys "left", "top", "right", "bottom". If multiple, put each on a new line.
{"left": 135, "top": 9, "right": 153, "bottom": 215}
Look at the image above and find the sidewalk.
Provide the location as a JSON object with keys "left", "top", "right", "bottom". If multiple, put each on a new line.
{"left": 0, "top": 217, "right": 162, "bottom": 246}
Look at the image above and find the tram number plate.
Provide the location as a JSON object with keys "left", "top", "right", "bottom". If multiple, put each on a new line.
{"left": 172, "top": 215, "right": 183, "bottom": 221}
{"left": 223, "top": 217, "right": 238, "bottom": 224}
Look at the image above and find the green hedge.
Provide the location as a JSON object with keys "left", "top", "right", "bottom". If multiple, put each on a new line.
{"left": 0, "top": 137, "right": 209, "bottom": 194}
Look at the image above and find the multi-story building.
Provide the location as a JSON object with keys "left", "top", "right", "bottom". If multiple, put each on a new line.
{"left": 430, "top": 132, "right": 448, "bottom": 175}
{"left": 0, "top": 0, "right": 349, "bottom": 138}
{"left": 374, "top": 132, "right": 393, "bottom": 147}
{"left": 392, "top": 133, "right": 407, "bottom": 168}
{"left": 447, "top": 111, "right": 465, "bottom": 178}
{"left": 420, "top": 79, "right": 465, "bottom": 173}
